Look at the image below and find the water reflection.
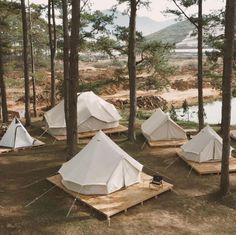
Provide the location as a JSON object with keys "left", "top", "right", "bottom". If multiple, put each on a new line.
{"left": 176, "top": 98, "right": 236, "bottom": 125}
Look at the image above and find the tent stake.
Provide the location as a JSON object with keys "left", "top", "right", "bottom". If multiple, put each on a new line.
{"left": 141, "top": 141, "right": 147, "bottom": 150}
{"left": 187, "top": 167, "right": 193, "bottom": 178}
{"left": 107, "top": 217, "right": 111, "bottom": 227}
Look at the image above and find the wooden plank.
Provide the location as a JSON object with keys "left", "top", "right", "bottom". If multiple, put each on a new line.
{"left": 44, "top": 125, "right": 128, "bottom": 141}
{"left": 177, "top": 151, "right": 236, "bottom": 175}
{"left": 0, "top": 138, "right": 45, "bottom": 155}
{"left": 78, "top": 125, "right": 128, "bottom": 139}
{"left": 147, "top": 139, "right": 187, "bottom": 148}
{"left": 47, "top": 173, "right": 173, "bottom": 218}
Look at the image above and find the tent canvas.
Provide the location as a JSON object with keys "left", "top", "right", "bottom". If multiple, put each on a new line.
{"left": 44, "top": 91, "right": 121, "bottom": 135}
{"left": 141, "top": 108, "right": 187, "bottom": 141}
{"left": 230, "top": 130, "right": 236, "bottom": 140}
{"left": 0, "top": 117, "right": 34, "bottom": 149}
{"left": 181, "top": 126, "right": 233, "bottom": 163}
{"left": 59, "top": 131, "right": 143, "bottom": 195}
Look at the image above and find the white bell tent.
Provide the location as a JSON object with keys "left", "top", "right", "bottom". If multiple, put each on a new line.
{"left": 44, "top": 91, "right": 121, "bottom": 135}
{"left": 141, "top": 108, "right": 187, "bottom": 141}
{"left": 0, "top": 117, "right": 34, "bottom": 149}
{"left": 181, "top": 126, "right": 232, "bottom": 163}
{"left": 59, "top": 131, "right": 143, "bottom": 195}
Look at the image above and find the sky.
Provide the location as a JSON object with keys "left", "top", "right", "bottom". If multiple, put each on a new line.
{"left": 33, "top": 0, "right": 226, "bottom": 22}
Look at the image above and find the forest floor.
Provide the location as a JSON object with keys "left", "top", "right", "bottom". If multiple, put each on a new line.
{"left": 1, "top": 119, "right": 236, "bottom": 235}
{"left": 1, "top": 58, "right": 236, "bottom": 234}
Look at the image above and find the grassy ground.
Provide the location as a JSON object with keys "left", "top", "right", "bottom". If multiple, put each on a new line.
{"left": 1, "top": 119, "right": 236, "bottom": 235}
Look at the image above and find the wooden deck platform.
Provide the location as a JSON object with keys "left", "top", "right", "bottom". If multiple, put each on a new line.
{"left": 47, "top": 173, "right": 173, "bottom": 222}
{"left": 44, "top": 125, "right": 128, "bottom": 141}
{"left": 0, "top": 139, "right": 45, "bottom": 155}
{"left": 177, "top": 151, "right": 236, "bottom": 175}
{"left": 147, "top": 139, "right": 187, "bottom": 148}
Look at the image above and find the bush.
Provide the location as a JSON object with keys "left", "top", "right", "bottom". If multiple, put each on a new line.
{"left": 169, "top": 105, "right": 178, "bottom": 121}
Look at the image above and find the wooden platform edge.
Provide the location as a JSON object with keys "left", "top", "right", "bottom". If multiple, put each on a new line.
{"left": 0, "top": 138, "right": 45, "bottom": 155}
{"left": 43, "top": 125, "right": 128, "bottom": 141}
{"left": 47, "top": 174, "right": 173, "bottom": 219}
{"left": 177, "top": 151, "right": 236, "bottom": 175}
{"left": 147, "top": 139, "right": 187, "bottom": 148}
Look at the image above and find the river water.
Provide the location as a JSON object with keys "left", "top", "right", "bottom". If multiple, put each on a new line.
{"left": 176, "top": 98, "right": 236, "bottom": 125}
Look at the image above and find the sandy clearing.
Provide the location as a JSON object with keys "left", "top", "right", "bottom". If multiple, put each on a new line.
{"left": 160, "top": 88, "right": 220, "bottom": 103}
{"left": 102, "top": 88, "right": 220, "bottom": 103}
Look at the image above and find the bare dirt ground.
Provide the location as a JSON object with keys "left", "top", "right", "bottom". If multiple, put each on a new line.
{"left": 103, "top": 88, "right": 220, "bottom": 107}
{"left": 1, "top": 121, "right": 236, "bottom": 235}
{"left": 5, "top": 59, "right": 221, "bottom": 113}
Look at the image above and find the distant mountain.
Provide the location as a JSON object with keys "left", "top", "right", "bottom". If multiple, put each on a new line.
{"left": 103, "top": 10, "right": 175, "bottom": 36}
{"left": 145, "top": 20, "right": 195, "bottom": 47}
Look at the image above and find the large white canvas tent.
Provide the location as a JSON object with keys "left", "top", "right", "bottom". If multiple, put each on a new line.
{"left": 181, "top": 126, "right": 232, "bottom": 163}
{"left": 0, "top": 117, "right": 34, "bottom": 149}
{"left": 44, "top": 91, "right": 121, "bottom": 135}
{"left": 59, "top": 131, "right": 143, "bottom": 195}
{"left": 141, "top": 108, "right": 187, "bottom": 141}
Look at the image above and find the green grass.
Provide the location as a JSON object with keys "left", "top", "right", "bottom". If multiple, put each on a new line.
{"left": 176, "top": 120, "right": 198, "bottom": 129}
{"left": 5, "top": 77, "right": 24, "bottom": 89}
{"left": 79, "top": 79, "right": 116, "bottom": 95}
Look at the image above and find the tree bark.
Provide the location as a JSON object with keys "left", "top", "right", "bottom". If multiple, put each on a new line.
{"left": 127, "top": 0, "right": 137, "bottom": 141}
{"left": 220, "top": 0, "right": 236, "bottom": 196}
{"left": 197, "top": 0, "right": 204, "bottom": 131}
{"left": 48, "top": 0, "right": 57, "bottom": 108}
{"left": 28, "top": 0, "right": 37, "bottom": 117}
{"left": 67, "top": 0, "right": 80, "bottom": 157}
{"left": 62, "top": 0, "right": 70, "bottom": 145}
{"left": 0, "top": 38, "right": 8, "bottom": 123}
{"left": 21, "top": 0, "right": 31, "bottom": 126}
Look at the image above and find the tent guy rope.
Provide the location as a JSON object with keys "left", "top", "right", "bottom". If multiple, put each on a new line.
{"left": 24, "top": 185, "right": 56, "bottom": 208}
{"left": 66, "top": 193, "right": 80, "bottom": 218}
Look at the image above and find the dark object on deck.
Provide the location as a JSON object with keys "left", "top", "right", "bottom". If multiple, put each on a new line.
{"left": 149, "top": 175, "right": 163, "bottom": 188}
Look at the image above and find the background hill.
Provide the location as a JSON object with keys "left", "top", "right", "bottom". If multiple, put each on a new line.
{"left": 103, "top": 10, "right": 175, "bottom": 36}
{"left": 145, "top": 20, "right": 195, "bottom": 46}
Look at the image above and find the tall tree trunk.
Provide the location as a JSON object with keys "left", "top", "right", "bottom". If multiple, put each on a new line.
{"left": 21, "top": 0, "right": 31, "bottom": 126}
{"left": 127, "top": 0, "right": 137, "bottom": 141}
{"left": 220, "top": 0, "right": 236, "bottom": 196}
{"left": 28, "top": 0, "right": 37, "bottom": 117}
{"left": 62, "top": 0, "right": 70, "bottom": 145}
{"left": 197, "top": 0, "right": 204, "bottom": 131}
{"left": 48, "top": 0, "right": 57, "bottom": 108}
{"left": 67, "top": 0, "right": 80, "bottom": 157}
{"left": 0, "top": 39, "right": 8, "bottom": 123}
